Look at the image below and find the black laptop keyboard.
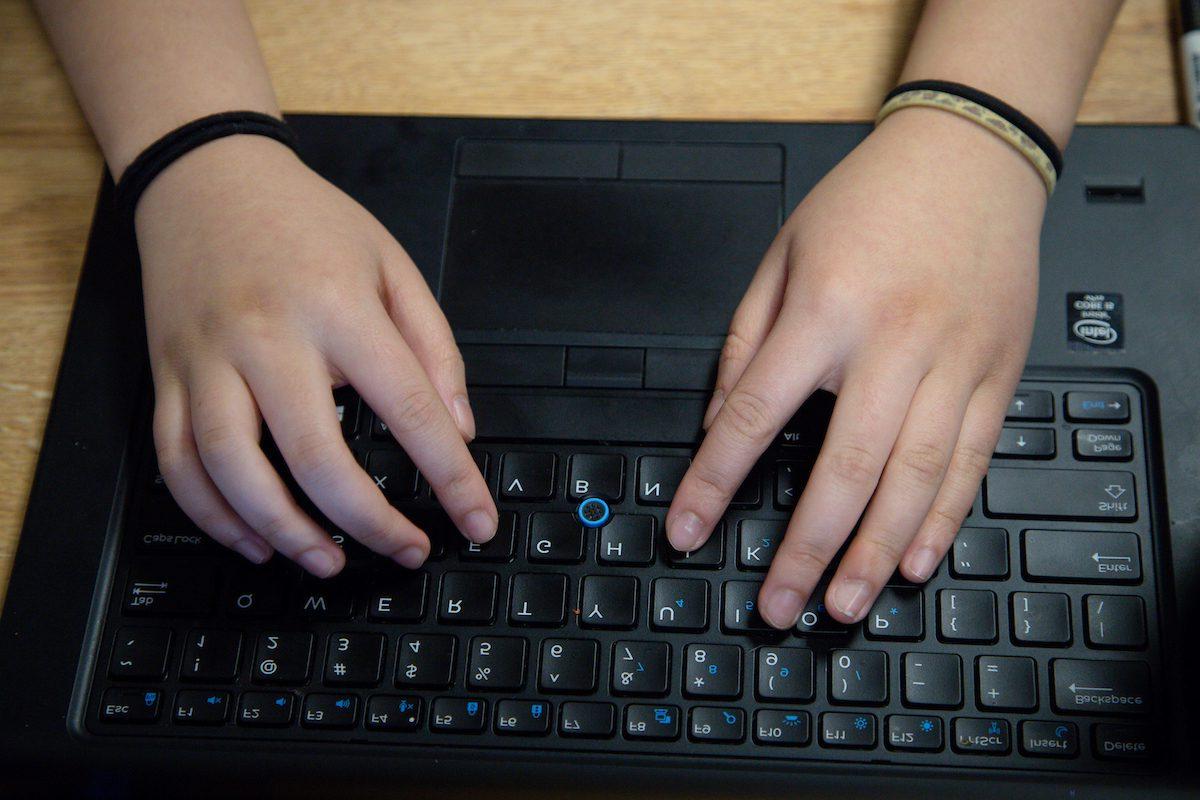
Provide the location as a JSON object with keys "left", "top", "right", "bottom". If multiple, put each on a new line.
{"left": 83, "top": 377, "right": 1166, "bottom": 775}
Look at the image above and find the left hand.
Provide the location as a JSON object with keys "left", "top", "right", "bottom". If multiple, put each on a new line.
{"left": 665, "top": 106, "right": 1046, "bottom": 628}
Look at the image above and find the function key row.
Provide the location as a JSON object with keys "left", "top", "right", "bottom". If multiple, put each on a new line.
{"left": 98, "top": 687, "right": 1154, "bottom": 762}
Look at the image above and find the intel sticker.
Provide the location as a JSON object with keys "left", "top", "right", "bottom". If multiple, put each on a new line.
{"left": 1067, "top": 292, "right": 1123, "bottom": 351}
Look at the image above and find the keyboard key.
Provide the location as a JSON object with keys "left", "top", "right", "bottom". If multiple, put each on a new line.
{"left": 539, "top": 638, "right": 598, "bottom": 693}
{"left": 774, "top": 460, "right": 811, "bottom": 508}
{"left": 437, "top": 571, "right": 497, "bottom": 624}
{"left": 408, "top": 510, "right": 452, "bottom": 558}
{"left": 367, "top": 572, "right": 427, "bottom": 622}
{"left": 528, "top": 513, "right": 585, "bottom": 563}
{"left": 636, "top": 456, "right": 690, "bottom": 505}
{"left": 756, "top": 647, "right": 814, "bottom": 702}
{"left": 1051, "top": 658, "right": 1150, "bottom": 715}
{"left": 1065, "top": 391, "right": 1130, "bottom": 422}
{"left": 731, "top": 468, "right": 762, "bottom": 508}
{"left": 393, "top": 633, "right": 456, "bottom": 688}
{"left": 903, "top": 652, "right": 962, "bottom": 708}
{"left": 500, "top": 452, "right": 556, "bottom": 500}
{"left": 993, "top": 427, "right": 1054, "bottom": 458}
{"left": 664, "top": 523, "right": 725, "bottom": 569}
{"left": 690, "top": 707, "right": 746, "bottom": 743}
{"left": 333, "top": 386, "right": 360, "bottom": 438}
{"left": 737, "top": 519, "right": 784, "bottom": 570}
{"left": 624, "top": 704, "right": 680, "bottom": 740}
{"left": 365, "top": 695, "right": 422, "bottom": 731}
{"left": 430, "top": 697, "right": 487, "bottom": 733}
{"left": 976, "top": 656, "right": 1037, "bottom": 711}
{"left": 830, "top": 650, "right": 888, "bottom": 705}
{"left": 302, "top": 693, "right": 359, "bottom": 728}
{"left": 467, "top": 636, "right": 527, "bottom": 691}
{"left": 865, "top": 588, "right": 922, "bottom": 640}
{"left": 820, "top": 712, "right": 876, "bottom": 748}
{"left": 365, "top": 450, "right": 418, "bottom": 501}
{"left": 650, "top": 578, "right": 709, "bottom": 631}
{"left": 985, "top": 468, "right": 1136, "bottom": 520}
{"left": 885, "top": 715, "right": 943, "bottom": 752}
{"left": 122, "top": 563, "right": 214, "bottom": 615}
{"left": 1085, "top": 594, "right": 1146, "bottom": 648}
{"left": 509, "top": 573, "right": 568, "bottom": 626}
{"left": 1093, "top": 724, "right": 1153, "bottom": 760}
{"left": 1019, "top": 720, "right": 1079, "bottom": 758}
{"left": 495, "top": 699, "right": 552, "bottom": 735}
{"left": 370, "top": 413, "right": 391, "bottom": 440}
{"left": 754, "top": 709, "right": 811, "bottom": 746}
{"left": 237, "top": 691, "right": 294, "bottom": 727}
{"left": 1007, "top": 390, "right": 1053, "bottom": 421}
{"left": 559, "top": 701, "right": 615, "bottom": 738}
{"left": 597, "top": 515, "right": 655, "bottom": 565}
{"left": 722, "top": 581, "right": 770, "bottom": 632}
{"left": 795, "top": 590, "right": 850, "bottom": 635}
{"left": 180, "top": 629, "right": 241, "bottom": 681}
{"left": 568, "top": 453, "right": 624, "bottom": 500}
{"left": 173, "top": 690, "right": 230, "bottom": 725}
{"left": 461, "top": 511, "right": 517, "bottom": 561}
{"left": 223, "top": 563, "right": 292, "bottom": 616}
{"left": 253, "top": 632, "right": 313, "bottom": 684}
{"left": 938, "top": 589, "right": 997, "bottom": 643}
{"left": 579, "top": 575, "right": 638, "bottom": 628}
{"left": 99, "top": 688, "right": 162, "bottom": 724}
{"left": 324, "top": 633, "right": 385, "bottom": 686}
{"left": 1074, "top": 429, "right": 1133, "bottom": 460}
{"left": 951, "top": 527, "right": 1009, "bottom": 579}
{"left": 952, "top": 717, "right": 1010, "bottom": 754}
{"left": 1011, "top": 592, "right": 1071, "bottom": 645}
{"left": 684, "top": 644, "right": 742, "bottom": 698}
{"left": 109, "top": 627, "right": 171, "bottom": 680}
{"left": 612, "top": 641, "right": 670, "bottom": 696}
{"left": 297, "top": 576, "right": 355, "bottom": 619}
{"left": 1022, "top": 529, "right": 1141, "bottom": 582}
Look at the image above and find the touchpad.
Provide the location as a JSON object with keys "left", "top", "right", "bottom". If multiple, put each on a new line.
{"left": 440, "top": 140, "right": 783, "bottom": 337}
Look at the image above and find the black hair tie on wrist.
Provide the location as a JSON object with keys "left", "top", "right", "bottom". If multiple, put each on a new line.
{"left": 883, "top": 80, "right": 1063, "bottom": 178}
{"left": 114, "top": 111, "right": 299, "bottom": 226}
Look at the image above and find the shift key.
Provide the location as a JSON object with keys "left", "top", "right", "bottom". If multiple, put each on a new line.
{"left": 985, "top": 468, "right": 1136, "bottom": 520}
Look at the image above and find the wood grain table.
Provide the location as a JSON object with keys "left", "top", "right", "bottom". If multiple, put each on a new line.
{"left": 0, "top": 0, "right": 1182, "bottom": 607}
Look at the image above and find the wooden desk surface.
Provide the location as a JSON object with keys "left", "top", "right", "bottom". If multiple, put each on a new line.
{"left": 0, "top": 0, "right": 1182, "bottom": 606}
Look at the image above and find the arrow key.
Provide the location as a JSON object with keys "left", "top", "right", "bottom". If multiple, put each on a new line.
{"left": 993, "top": 427, "right": 1055, "bottom": 459}
{"left": 1065, "top": 391, "right": 1130, "bottom": 423}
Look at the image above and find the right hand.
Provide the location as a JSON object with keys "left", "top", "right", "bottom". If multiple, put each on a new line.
{"left": 136, "top": 134, "right": 497, "bottom": 577}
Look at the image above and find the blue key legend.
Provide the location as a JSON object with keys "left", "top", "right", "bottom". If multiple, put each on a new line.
{"left": 577, "top": 497, "right": 611, "bottom": 528}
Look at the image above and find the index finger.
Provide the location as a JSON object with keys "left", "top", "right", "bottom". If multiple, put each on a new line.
{"left": 337, "top": 312, "right": 498, "bottom": 544}
{"left": 666, "top": 315, "right": 833, "bottom": 552}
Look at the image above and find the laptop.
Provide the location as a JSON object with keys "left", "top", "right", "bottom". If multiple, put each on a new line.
{"left": 1, "top": 115, "right": 1197, "bottom": 798}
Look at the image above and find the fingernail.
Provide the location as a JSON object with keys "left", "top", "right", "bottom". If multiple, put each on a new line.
{"left": 464, "top": 509, "right": 496, "bottom": 543}
{"left": 907, "top": 547, "right": 939, "bottom": 582}
{"left": 298, "top": 548, "right": 337, "bottom": 578}
{"left": 233, "top": 538, "right": 271, "bottom": 564}
{"left": 702, "top": 390, "right": 725, "bottom": 429}
{"left": 831, "top": 580, "right": 871, "bottom": 622}
{"left": 394, "top": 545, "right": 426, "bottom": 570}
{"left": 452, "top": 395, "right": 476, "bottom": 440}
{"left": 668, "top": 511, "right": 704, "bottom": 552}
{"left": 763, "top": 587, "right": 802, "bottom": 629}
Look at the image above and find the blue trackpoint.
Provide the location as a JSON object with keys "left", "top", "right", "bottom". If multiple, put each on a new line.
{"left": 576, "top": 497, "right": 611, "bottom": 528}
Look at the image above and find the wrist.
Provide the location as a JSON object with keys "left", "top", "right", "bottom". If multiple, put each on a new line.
{"left": 133, "top": 134, "right": 303, "bottom": 227}
{"left": 871, "top": 105, "right": 1049, "bottom": 213}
